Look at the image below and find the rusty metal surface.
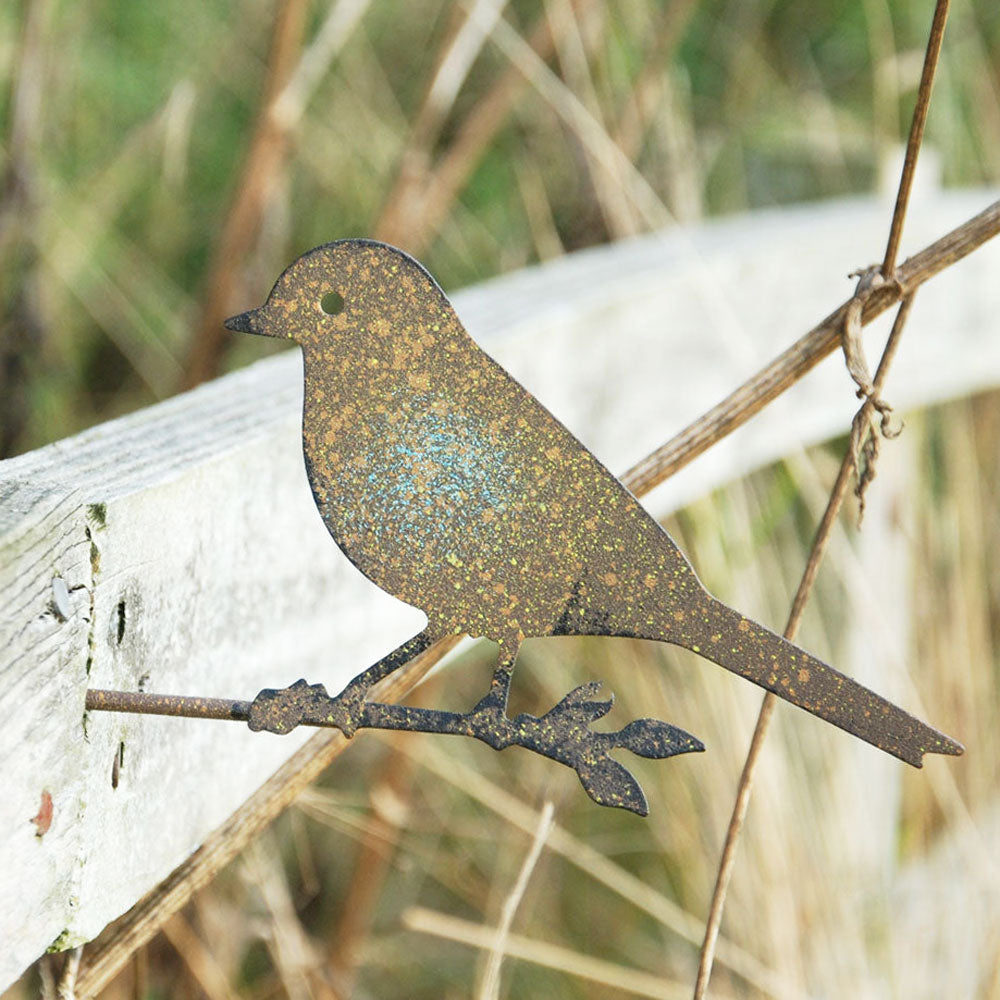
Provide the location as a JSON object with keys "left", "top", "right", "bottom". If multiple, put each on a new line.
{"left": 247, "top": 678, "right": 701, "bottom": 816}
{"left": 85, "top": 688, "right": 251, "bottom": 722}
{"left": 220, "top": 239, "right": 963, "bottom": 813}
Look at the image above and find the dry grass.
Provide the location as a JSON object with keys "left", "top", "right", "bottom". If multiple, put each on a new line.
{"left": 2, "top": 0, "right": 999, "bottom": 996}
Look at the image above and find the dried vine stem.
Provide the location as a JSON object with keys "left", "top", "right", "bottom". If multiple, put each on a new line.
{"left": 693, "top": 3, "right": 951, "bottom": 994}
{"left": 691, "top": 293, "right": 916, "bottom": 1000}
{"left": 882, "top": 0, "right": 951, "bottom": 277}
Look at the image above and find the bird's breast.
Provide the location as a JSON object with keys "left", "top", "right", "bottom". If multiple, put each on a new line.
{"left": 302, "top": 391, "right": 534, "bottom": 624}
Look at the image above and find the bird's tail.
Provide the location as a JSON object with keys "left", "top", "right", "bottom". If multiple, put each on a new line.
{"left": 672, "top": 595, "right": 962, "bottom": 766}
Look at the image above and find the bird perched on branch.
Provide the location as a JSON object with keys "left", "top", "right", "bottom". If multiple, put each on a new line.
{"left": 225, "top": 239, "right": 961, "bottom": 814}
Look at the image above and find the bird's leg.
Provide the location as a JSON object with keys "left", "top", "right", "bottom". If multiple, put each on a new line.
{"left": 469, "top": 641, "right": 519, "bottom": 718}
{"left": 249, "top": 634, "right": 704, "bottom": 814}
{"left": 248, "top": 628, "right": 438, "bottom": 737}
{"left": 439, "top": 643, "right": 699, "bottom": 813}
{"left": 330, "top": 628, "right": 441, "bottom": 732}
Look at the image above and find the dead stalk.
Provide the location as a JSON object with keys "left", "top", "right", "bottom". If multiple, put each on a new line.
{"left": 692, "top": 293, "right": 916, "bottom": 999}
{"left": 882, "top": 0, "right": 951, "bottom": 278}
{"left": 693, "top": 2, "right": 952, "bottom": 990}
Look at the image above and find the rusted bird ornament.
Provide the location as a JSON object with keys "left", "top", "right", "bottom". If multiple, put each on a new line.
{"left": 225, "top": 239, "right": 962, "bottom": 815}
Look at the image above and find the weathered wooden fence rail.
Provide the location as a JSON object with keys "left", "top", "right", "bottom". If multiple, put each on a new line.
{"left": 2, "top": 190, "right": 998, "bottom": 988}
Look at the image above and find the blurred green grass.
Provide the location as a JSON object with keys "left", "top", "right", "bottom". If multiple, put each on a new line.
{"left": 2, "top": 0, "right": 999, "bottom": 997}
{"left": 2, "top": 0, "right": 998, "bottom": 453}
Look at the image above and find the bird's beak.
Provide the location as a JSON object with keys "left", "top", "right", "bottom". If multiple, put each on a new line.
{"left": 224, "top": 308, "right": 267, "bottom": 336}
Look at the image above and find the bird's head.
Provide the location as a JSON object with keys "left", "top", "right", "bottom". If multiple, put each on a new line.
{"left": 223, "top": 239, "right": 460, "bottom": 352}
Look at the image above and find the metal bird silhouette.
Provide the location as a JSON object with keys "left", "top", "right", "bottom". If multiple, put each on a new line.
{"left": 224, "top": 239, "right": 962, "bottom": 815}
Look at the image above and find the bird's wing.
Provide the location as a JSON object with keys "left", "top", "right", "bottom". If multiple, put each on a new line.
{"left": 441, "top": 342, "right": 693, "bottom": 641}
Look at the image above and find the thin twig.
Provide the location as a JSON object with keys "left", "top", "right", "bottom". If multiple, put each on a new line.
{"left": 241, "top": 835, "right": 333, "bottom": 1000}
{"left": 160, "top": 913, "right": 242, "bottom": 1000}
{"left": 691, "top": 293, "right": 916, "bottom": 1000}
{"left": 418, "top": 0, "right": 512, "bottom": 148}
{"left": 547, "top": 0, "right": 639, "bottom": 239}
{"left": 405, "top": 906, "right": 691, "bottom": 1000}
{"left": 325, "top": 730, "right": 422, "bottom": 992}
{"left": 482, "top": 11, "right": 673, "bottom": 230}
{"left": 612, "top": 0, "right": 699, "bottom": 159}
{"left": 56, "top": 946, "right": 83, "bottom": 1000}
{"left": 373, "top": 8, "right": 562, "bottom": 251}
{"left": 882, "top": 0, "right": 951, "bottom": 278}
{"left": 478, "top": 801, "right": 555, "bottom": 1000}
{"left": 180, "top": 0, "right": 371, "bottom": 389}
{"left": 409, "top": 740, "right": 805, "bottom": 999}
{"left": 39, "top": 954, "right": 57, "bottom": 1000}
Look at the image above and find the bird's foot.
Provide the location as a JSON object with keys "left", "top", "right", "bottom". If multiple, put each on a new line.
{"left": 248, "top": 677, "right": 368, "bottom": 736}
{"left": 248, "top": 679, "right": 324, "bottom": 735}
{"left": 469, "top": 682, "right": 704, "bottom": 815}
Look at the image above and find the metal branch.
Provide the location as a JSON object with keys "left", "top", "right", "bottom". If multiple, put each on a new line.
{"left": 85, "top": 689, "right": 252, "bottom": 721}
{"left": 75, "top": 635, "right": 464, "bottom": 997}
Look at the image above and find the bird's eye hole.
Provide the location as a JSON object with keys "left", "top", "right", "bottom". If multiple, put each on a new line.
{"left": 320, "top": 291, "right": 345, "bottom": 316}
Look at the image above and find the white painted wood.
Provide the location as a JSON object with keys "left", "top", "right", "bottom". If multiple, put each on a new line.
{"left": 0, "top": 366, "right": 427, "bottom": 981}
{"left": 471, "top": 187, "right": 1000, "bottom": 515}
{"left": 1, "top": 189, "right": 997, "bottom": 987}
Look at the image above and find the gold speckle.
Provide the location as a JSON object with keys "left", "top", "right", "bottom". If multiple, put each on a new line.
{"left": 233, "top": 237, "right": 954, "bottom": 784}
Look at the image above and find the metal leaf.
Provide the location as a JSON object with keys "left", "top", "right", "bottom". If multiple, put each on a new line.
{"left": 617, "top": 718, "right": 705, "bottom": 759}
{"left": 576, "top": 756, "right": 648, "bottom": 815}
{"left": 543, "top": 683, "right": 614, "bottom": 724}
